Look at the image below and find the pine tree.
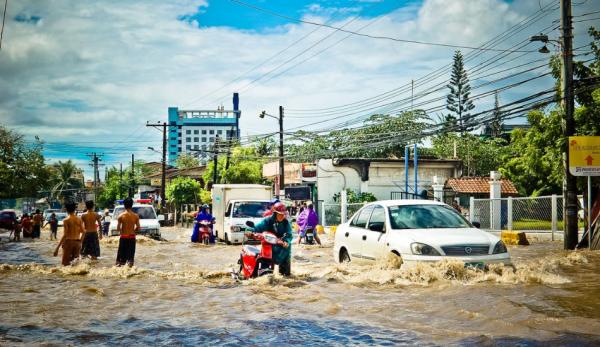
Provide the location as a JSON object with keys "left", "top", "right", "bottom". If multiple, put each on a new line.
{"left": 446, "top": 50, "right": 475, "bottom": 134}
{"left": 484, "top": 92, "right": 503, "bottom": 137}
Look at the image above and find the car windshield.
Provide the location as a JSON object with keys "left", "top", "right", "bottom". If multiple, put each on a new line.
{"left": 113, "top": 206, "right": 157, "bottom": 220}
{"left": 388, "top": 204, "right": 471, "bottom": 229}
{"left": 55, "top": 213, "right": 68, "bottom": 221}
{"left": 232, "top": 202, "right": 271, "bottom": 218}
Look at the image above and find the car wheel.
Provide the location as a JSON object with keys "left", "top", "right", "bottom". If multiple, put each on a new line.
{"left": 225, "top": 233, "right": 231, "bottom": 245}
{"left": 339, "top": 248, "right": 351, "bottom": 263}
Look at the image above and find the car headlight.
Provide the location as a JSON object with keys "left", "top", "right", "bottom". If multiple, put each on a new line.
{"left": 410, "top": 242, "right": 441, "bottom": 256}
{"left": 230, "top": 225, "right": 241, "bottom": 232}
{"left": 492, "top": 241, "right": 508, "bottom": 254}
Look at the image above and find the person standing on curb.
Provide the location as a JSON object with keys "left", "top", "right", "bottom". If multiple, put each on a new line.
{"left": 81, "top": 201, "right": 102, "bottom": 260}
{"left": 115, "top": 198, "right": 140, "bottom": 267}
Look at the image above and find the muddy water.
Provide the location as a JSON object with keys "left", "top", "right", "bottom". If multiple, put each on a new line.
{"left": 1, "top": 228, "right": 600, "bottom": 346}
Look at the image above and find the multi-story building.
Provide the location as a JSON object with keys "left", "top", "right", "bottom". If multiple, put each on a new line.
{"left": 167, "top": 93, "right": 241, "bottom": 165}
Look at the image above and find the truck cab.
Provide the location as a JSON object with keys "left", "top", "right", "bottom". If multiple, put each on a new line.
{"left": 212, "top": 184, "right": 273, "bottom": 244}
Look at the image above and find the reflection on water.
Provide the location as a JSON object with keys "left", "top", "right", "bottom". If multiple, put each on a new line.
{"left": 1, "top": 227, "right": 600, "bottom": 346}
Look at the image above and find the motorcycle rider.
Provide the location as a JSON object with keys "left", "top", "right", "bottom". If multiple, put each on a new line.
{"left": 192, "top": 204, "right": 215, "bottom": 244}
{"left": 296, "top": 202, "right": 321, "bottom": 245}
{"left": 262, "top": 198, "right": 280, "bottom": 217}
{"left": 248, "top": 202, "right": 293, "bottom": 276}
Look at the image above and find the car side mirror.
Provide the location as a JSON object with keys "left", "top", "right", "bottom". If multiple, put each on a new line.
{"left": 369, "top": 223, "right": 384, "bottom": 232}
{"left": 472, "top": 221, "right": 481, "bottom": 228}
{"left": 245, "top": 221, "right": 255, "bottom": 228}
{"left": 157, "top": 214, "right": 165, "bottom": 221}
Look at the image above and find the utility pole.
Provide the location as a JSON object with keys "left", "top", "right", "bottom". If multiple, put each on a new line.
{"left": 279, "top": 105, "right": 284, "bottom": 194}
{"left": 86, "top": 152, "right": 103, "bottom": 206}
{"left": 561, "top": 0, "right": 578, "bottom": 250}
{"left": 130, "top": 154, "right": 135, "bottom": 198}
{"left": 119, "top": 163, "right": 123, "bottom": 198}
{"left": 146, "top": 121, "right": 167, "bottom": 209}
{"left": 213, "top": 135, "right": 219, "bottom": 185}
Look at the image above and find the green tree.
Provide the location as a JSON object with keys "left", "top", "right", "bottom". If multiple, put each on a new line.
{"left": 499, "top": 27, "right": 600, "bottom": 196}
{"left": 253, "top": 137, "right": 277, "bottom": 157}
{"left": 203, "top": 146, "right": 268, "bottom": 186}
{"left": 175, "top": 153, "right": 200, "bottom": 169}
{"left": 50, "top": 160, "right": 83, "bottom": 203}
{"left": 432, "top": 133, "right": 509, "bottom": 177}
{"left": 96, "top": 167, "right": 128, "bottom": 208}
{"left": 446, "top": 50, "right": 475, "bottom": 134}
{"left": 166, "top": 177, "right": 202, "bottom": 208}
{"left": 0, "top": 126, "right": 53, "bottom": 198}
{"left": 484, "top": 91, "right": 503, "bottom": 138}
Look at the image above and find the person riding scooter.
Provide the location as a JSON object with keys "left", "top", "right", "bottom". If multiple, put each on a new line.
{"left": 296, "top": 203, "right": 321, "bottom": 245}
{"left": 247, "top": 202, "right": 293, "bottom": 276}
{"left": 192, "top": 204, "right": 215, "bottom": 244}
{"left": 262, "top": 198, "right": 280, "bottom": 217}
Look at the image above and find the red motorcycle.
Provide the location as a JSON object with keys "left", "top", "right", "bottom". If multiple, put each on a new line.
{"left": 232, "top": 221, "right": 284, "bottom": 280}
{"left": 198, "top": 220, "right": 212, "bottom": 245}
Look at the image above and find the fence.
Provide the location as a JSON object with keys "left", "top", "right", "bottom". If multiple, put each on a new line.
{"left": 469, "top": 195, "right": 574, "bottom": 239}
{"left": 320, "top": 202, "right": 366, "bottom": 227}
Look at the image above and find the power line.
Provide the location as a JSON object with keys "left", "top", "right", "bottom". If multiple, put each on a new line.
{"left": 229, "top": 0, "right": 537, "bottom": 53}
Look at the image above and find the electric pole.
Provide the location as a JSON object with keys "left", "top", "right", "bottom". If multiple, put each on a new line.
{"left": 146, "top": 121, "right": 167, "bottom": 209}
{"left": 561, "top": 0, "right": 578, "bottom": 250}
{"left": 119, "top": 163, "right": 123, "bottom": 199}
{"left": 279, "top": 105, "right": 284, "bottom": 195}
{"left": 213, "top": 135, "right": 219, "bottom": 185}
{"left": 86, "top": 152, "right": 103, "bottom": 206}
{"left": 130, "top": 154, "right": 135, "bottom": 198}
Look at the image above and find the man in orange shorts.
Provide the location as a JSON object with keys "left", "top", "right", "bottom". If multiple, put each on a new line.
{"left": 80, "top": 200, "right": 102, "bottom": 260}
{"left": 116, "top": 197, "right": 140, "bottom": 267}
{"left": 54, "top": 201, "right": 84, "bottom": 266}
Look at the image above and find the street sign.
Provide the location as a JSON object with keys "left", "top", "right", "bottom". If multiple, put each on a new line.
{"left": 569, "top": 136, "right": 600, "bottom": 176}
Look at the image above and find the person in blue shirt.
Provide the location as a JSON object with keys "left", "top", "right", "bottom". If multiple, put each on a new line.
{"left": 192, "top": 204, "right": 215, "bottom": 243}
{"left": 248, "top": 202, "right": 293, "bottom": 276}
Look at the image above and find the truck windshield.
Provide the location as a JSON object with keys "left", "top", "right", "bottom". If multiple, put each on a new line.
{"left": 113, "top": 206, "right": 157, "bottom": 220}
{"left": 232, "top": 202, "right": 271, "bottom": 218}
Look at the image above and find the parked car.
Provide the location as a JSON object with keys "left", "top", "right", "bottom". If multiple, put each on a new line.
{"left": 0, "top": 210, "right": 18, "bottom": 231}
{"left": 333, "top": 200, "right": 511, "bottom": 268}
{"left": 108, "top": 204, "right": 162, "bottom": 240}
{"left": 55, "top": 212, "right": 68, "bottom": 227}
{"left": 43, "top": 209, "right": 62, "bottom": 221}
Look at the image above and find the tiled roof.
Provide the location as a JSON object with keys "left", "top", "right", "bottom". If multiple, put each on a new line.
{"left": 445, "top": 177, "right": 519, "bottom": 195}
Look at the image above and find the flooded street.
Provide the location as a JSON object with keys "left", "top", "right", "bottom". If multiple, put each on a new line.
{"left": 2, "top": 228, "right": 600, "bottom": 346}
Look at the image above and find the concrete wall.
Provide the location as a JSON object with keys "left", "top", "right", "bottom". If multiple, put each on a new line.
{"left": 317, "top": 159, "right": 461, "bottom": 203}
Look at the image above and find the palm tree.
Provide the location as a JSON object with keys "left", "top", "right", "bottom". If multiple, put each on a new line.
{"left": 51, "top": 160, "right": 81, "bottom": 203}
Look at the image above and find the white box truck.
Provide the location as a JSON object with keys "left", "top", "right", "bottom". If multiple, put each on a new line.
{"left": 212, "top": 184, "right": 273, "bottom": 244}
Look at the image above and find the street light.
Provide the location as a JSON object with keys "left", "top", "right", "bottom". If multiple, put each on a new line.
{"left": 259, "top": 107, "right": 284, "bottom": 196}
{"left": 530, "top": 33, "right": 559, "bottom": 54}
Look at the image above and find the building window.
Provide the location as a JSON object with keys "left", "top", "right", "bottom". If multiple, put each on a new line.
{"left": 217, "top": 130, "right": 223, "bottom": 135}
{"left": 178, "top": 146, "right": 181, "bottom": 151}
{"left": 186, "top": 137, "right": 191, "bottom": 142}
{"left": 186, "top": 145, "right": 191, "bottom": 150}
{"left": 186, "top": 130, "right": 191, "bottom": 134}
{"left": 194, "top": 137, "right": 199, "bottom": 142}
{"left": 209, "top": 130, "right": 214, "bottom": 135}
{"left": 202, "top": 130, "right": 207, "bottom": 134}
{"left": 201, "top": 137, "right": 206, "bottom": 142}
{"left": 202, "top": 145, "right": 206, "bottom": 150}
{"left": 194, "top": 145, "right": 199, "bottom": 150}
{"left": 170, "top": 137, "right": 176, "bottom": 141}
{"left": 178, "top": 140, "right": 182, "bottom": 144}
{"left": 194, "top": 130, "right": 199, "bottom": 135}
{"left": 209, "top": 137, "right": 214, "bottom": 142}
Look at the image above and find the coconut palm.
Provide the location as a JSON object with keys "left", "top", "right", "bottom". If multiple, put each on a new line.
{"left": 51, "top": 160, "right": 82, "bottom": 203}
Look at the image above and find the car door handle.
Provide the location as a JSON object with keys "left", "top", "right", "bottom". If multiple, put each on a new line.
{"left": 345, "top": 232, "right": 349, "bottom": 237}
{"left": 362, "top": 235, "right": 367, "bottom": 241}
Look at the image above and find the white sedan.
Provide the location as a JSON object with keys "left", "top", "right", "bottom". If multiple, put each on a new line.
{"left": 333, "top": 200, "right": 511, "bottom": 268}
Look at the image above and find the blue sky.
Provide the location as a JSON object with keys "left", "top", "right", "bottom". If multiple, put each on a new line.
{"left": 182, "top": 0, "right": 413, "bottom": 31}
{"left": 0, "top": 0, "right": 598, "bottom": 179}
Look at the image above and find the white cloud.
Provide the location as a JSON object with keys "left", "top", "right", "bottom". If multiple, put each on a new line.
{"left": 0, "top": 0, "right": 598, "bottom": 175}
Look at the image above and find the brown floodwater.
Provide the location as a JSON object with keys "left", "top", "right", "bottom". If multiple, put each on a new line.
{"left": 1, "top": 227, "right": 600, "bottom": 346}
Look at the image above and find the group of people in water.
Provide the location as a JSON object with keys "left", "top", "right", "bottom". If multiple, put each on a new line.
{"left": 52, "top": 198, "right": 140, "bottom": 267}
